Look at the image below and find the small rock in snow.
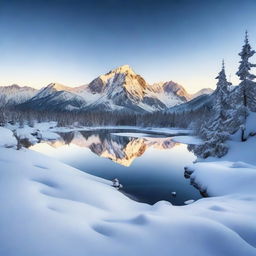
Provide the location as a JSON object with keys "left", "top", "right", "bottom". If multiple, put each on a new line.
{"left": 171, "top": 192, "right": 177, "bottom": 197}
{"left": 184, "top": 200, "right": 195, "bottom": 205}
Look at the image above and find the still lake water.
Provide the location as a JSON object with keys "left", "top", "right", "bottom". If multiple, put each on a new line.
{"left": 30, "top": 129, "right": 201, "bottom": 205}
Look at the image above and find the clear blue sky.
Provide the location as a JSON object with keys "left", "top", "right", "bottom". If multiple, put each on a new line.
{"left": 0, "top": 0, "right": 256, "bottom": 93}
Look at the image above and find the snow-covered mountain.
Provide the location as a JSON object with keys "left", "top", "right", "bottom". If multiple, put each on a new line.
{"left": 84, "top": 65, "right": 167, "bottom": 112}
{"left": 0, "top": 84, "right": 37, "bottom": 107}
{"left": 19, "top": 83, "right": 89, "bottom": 111}
{"left": 146, "top": 81, "right": 191, "bottom": 108}
{"left": 170, "top": 93, "right": 214, "bottom": 113}
{"left": 191, "top": 88, "right": 214, "bottom": 99}
{"left": 1, "top": 65, "right": 213, "bottom": 112}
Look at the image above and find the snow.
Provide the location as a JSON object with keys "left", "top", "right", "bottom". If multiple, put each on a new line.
{"left": 185, "top": 112, "right": 256, "bottom": 196}
{"left": 184, "top": 199, "right": 195, "bottom": 205}
{"left": 0, "top": 126, "right": 256, "bottom": 255}
{"left": 0, "top": 84, "right": 37, "bottom": 106}
{"left": 145, "top": 81, "right": 188, "bottom": 108}
{"left": 187, "top": 160, "right": 256, "bottom": 196}
{"left": 6, "top": 122, "right": 60, "bottom": 145}
{"left": 0, "top": 127, "right": 16, "bottom": 148}
{"left": 99, "top": 65, "right": 136, "bottom": 84}
{"left": 184, "top": 134, "right": 256, "bottom": 251}
{"left": 172, "top": 135, "right": 203, "bottom": 145}
{"left": 35, "top": 83, "right": 75, "bottom": 99}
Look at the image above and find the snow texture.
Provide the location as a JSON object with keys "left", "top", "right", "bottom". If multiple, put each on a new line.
{"left": 171, "top": 135, "right": 203, "bottom": 145}
{"left": 0, "top": 127, "right": 17, "bottom": 148}
{"left": 0, "top": 127, "right": 256, "bottom": 256}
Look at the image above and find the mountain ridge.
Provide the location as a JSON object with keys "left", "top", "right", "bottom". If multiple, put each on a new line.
{"left": 0, "top": 65, "right": 213, "bottom": 112}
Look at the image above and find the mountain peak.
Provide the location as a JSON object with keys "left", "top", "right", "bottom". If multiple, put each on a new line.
{"left": 47, "top": 83, "right": 71, "bottom": 91}
{"left": 110, "top": 65, "right": 135, "bottom": 75}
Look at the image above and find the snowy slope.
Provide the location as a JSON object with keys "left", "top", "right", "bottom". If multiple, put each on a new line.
{"left": 191, "top": 88, "right": 214, "bottom": 99}
{"left": 146, "top": 81, "right": 189, "bottom": 108}
{"left": 0, "top": 84, "right": 37, "bottom": 106}
{"left": 33, "top": 83, "right": 75, "bottom": 99}
{"left": 0, "top": 128, "right": 256, "bottom": 255}
{"left": 0, "top": 127, "right": 17, "bottom": 147}
{"left": 168, "top": 92, "right": 215, "bottom": 113}
{"left": 19, "top": 83, "right": 89, "bottom": 111}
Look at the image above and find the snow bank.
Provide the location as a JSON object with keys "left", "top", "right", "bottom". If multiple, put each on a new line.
{"left": 40, "top": 131, "right": 60, "bottom": 140}
{"left": 0, "top": 127, "right": 16, "bottom": 148}
{"left": 186, "top": 161, "right": 256, "bottom": 196}
{"left": 172, "top": 135, "right": 203, "bottom": 145}
{"left": 6, "top": 122, "right": 60, "bottom": 145}
{"left": 0, "top": 127, "right": 256, "bottom": 255}
{"left": 185, "top": 134, "right": 256, "bottom": 196}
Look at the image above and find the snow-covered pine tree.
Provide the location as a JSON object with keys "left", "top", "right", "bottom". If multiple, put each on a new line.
{"left": 216, "top": 60, "right": 229, "bottom": 96}
{"left": 203, "top": 61, "right": 229, "bottom": 133}
{"left": 235, "top": 31, "right": 256, "bottom": 140}
{"left": 189, "top": 61, "right": 230, "bottom": 158}
{"left": 236, "top": 31, "right": 256, "bottom": 83}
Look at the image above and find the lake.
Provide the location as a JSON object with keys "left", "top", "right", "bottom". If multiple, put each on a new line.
{"left": 30, "top": 128, "right": 201, "bottom": 205}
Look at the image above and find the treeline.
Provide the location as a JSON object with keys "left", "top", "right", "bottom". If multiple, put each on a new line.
{"left": 0, "top": 105, "right": 210, "bottom": 129}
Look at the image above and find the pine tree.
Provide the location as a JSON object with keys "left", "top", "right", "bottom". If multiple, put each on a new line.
{"left": 190, "top": 61, "right": 230, "bottom": 158}
{"left": 203, "top": 61, "right": 229, "bottom": 138}
{"left": 236, "top": 31, "right": 256, "bottom": 84}
{"left": 216, "top": 60, "right": 229, "bottom": 97}
{"left": 236, "top": 31, "right": 256, "bottom": 140}
{"left": 236, "top": 31, "right": 256, "bottom": 107}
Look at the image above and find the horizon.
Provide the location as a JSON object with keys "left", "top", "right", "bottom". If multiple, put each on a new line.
{"left": 1, "top": 0, "right": 256, "bottom": 93}
{"left": 0, "top": 63, "right": 214, "bottom": 94}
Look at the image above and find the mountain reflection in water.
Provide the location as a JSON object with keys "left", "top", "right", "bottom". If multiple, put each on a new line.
{"left": 55, "top": 130, "right": 177, "bottom": 166}
{"left": 30, "top": 129, "right": 201, "bottom": 205}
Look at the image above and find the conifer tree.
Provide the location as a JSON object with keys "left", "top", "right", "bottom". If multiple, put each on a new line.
{"left": 236, "top": 31, "right": 256, "bottom": 83}
{"left": 216, "top": 60, "right": 229, "bottom": 96}
{"left": 236, "top": 31, "right": 256, "bottom": 106}
{"left": 202, "top": 61, "right": 229, "bottom": 138}
{"left": 190, "top": 61, "right": 230, "bottom": 158}
{"left": 236, "top": 31, "right": 256, "bottom": 140}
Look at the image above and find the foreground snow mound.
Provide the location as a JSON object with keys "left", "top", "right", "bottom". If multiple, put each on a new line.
{"left": 6, "top": 122, "right": 60, "bottom": 145}
{"left": 186, "top": 161, "right": 256, "bottom": 196}
{"left": 0, "top": 146, "right": 256, "bottom": 256}
{"left": 186, "top": 136, "right": 256, "bottom": 196}
{"left": 0, "top": 127, "right": 16, "bottom": 148}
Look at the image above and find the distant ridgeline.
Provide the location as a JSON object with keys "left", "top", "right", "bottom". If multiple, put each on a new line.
{"left": 189, "top": 31, "right": 256, "bottom": 158}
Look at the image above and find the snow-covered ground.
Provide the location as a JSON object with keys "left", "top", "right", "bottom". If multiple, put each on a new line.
{"left": 5, "top": 122, "right": 192, "bottom": 146}
{"left": 6, "top": 121, "right": 60, "bottom": 145}
{"left": 0, "top": 126, "right": 256, "bottom": 255}
{"left": 172, "top": 135, "right": 203, "bottom": 145}
{"left": 0, "top": 127, "right": 17, "bottom": 148}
